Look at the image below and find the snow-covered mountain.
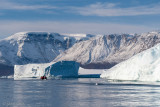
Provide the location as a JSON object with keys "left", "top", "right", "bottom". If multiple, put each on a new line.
{"left": 100, "top": 42, "right": 160, "bottom": 82}
{"left": 54, "top": 31, "right": 160, "bottom": 68}
{"left": 0, "top": 32, "right": 96, "bottom": 66}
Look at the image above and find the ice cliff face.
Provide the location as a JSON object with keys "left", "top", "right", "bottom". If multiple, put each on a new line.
{"left": 100, "top": 43, "right": 160, "bottom": 82}
{"left": 54, "top": 31, "right": 160, "bottom": 68}
{"left": 0, "top": 32, "right": 95, "bottom": 66}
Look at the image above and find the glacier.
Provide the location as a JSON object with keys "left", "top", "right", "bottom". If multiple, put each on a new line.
{"left": 14, "top": 61, "right": 80, "bottom": 80}
{"left": 100, "top": 43, "right": 160, "bottom": 82}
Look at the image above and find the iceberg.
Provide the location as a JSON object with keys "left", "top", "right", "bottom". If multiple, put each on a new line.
{"left": 101, "top": 43, "right": 160, "bottom": 82}
{"left": 14, "top": 61, "right": 79, "bottom": 80}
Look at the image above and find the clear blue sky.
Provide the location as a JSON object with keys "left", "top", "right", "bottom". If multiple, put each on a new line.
{"left": 0, "top": 0, "right": 160, "bottom": 38}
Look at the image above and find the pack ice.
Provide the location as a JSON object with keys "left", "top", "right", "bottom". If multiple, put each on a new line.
{"left": 101, "top": 43, "right": 160, "bottom": 82}
{"left": 14, "top": 61, "right": 79, "bottom": 80}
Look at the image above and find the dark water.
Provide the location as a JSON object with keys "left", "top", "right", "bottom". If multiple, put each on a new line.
{"left": 1, "top": 78, "right": 160, "bottom": 107}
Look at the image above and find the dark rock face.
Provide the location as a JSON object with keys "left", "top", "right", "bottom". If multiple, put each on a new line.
{"left": 80, "top": 62, "right": 117, "bottom": 69}
{"left": 0, "top": 64, "right": 14, "bottom": 76}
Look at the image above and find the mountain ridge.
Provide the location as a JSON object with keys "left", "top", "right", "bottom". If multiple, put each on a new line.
{"left": 54, "top": 31, "right": 160, "bottom": 68}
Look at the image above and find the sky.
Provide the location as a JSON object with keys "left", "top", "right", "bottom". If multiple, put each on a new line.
{"left": 0, "top": 0, "right": 160, "bottom": 38}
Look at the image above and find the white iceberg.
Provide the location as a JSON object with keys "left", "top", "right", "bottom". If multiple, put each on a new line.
{"left": 14, "top": 61, "right": 79, "bottom": 80}
{"left": 101, "top": 43, "right": 160, "bottom": 82}
{"left": 14, "top": 63, "right": 54, "bottom": 79}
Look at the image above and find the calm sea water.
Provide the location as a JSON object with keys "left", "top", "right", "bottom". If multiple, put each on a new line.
{"left": 1, "top": 78, "right": 160, "bottom": 107}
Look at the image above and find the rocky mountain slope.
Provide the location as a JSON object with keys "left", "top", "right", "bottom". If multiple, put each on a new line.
{"left": 54, "top": 31, "right": 160, "bottom": 69}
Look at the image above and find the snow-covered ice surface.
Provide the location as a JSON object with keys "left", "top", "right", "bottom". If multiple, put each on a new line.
{"left": 79, "top": 67, "right": 103, "bottom": 75}
{"left": 78, "top": 68, "right": 104, "bottom": 78}
{"left": 101, "top": 43, "right": 160, "bottom": 82}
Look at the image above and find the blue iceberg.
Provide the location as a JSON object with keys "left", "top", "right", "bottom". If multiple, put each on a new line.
{"left": 45, "top": 61, "right": 80, "bottom": 78}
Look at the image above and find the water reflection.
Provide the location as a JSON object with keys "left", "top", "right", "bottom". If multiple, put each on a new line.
{"left": 1, "top": 78, "right": 160, "bottom": 107}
